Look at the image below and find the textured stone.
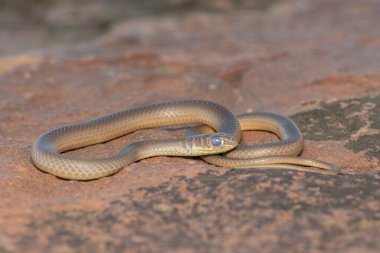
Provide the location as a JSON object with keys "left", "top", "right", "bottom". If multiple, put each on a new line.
{"left": 0, "top": 0, "right": 380, "bottom": 252}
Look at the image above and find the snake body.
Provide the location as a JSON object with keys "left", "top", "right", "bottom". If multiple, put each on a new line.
{"left": 199, "top": 113, "right": 339, "bottom": 175}
{"left": 32, "top": 100, "right": 339, "bottom": 180}
{"left": 32, "top": 100, "right": 241, "bottom": 180}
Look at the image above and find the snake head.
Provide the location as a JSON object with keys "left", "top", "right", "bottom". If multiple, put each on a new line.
{"left": 190, "top": 133, "right": 238, "bottom": 155}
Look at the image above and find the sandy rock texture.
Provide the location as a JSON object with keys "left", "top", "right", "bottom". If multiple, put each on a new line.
{"left": 0, "top": 0, "right": 380, "bottom": 252}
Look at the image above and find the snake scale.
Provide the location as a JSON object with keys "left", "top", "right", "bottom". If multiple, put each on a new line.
{"left": 32, "top": 99, "right": 339, "bottom": 180}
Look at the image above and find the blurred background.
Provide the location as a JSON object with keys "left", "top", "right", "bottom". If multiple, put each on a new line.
{"left": 0, "top": 0, "right": 280, "bottom": 55}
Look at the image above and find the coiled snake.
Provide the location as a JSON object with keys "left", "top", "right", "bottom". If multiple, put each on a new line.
{"left": 32, "top": 100, "right": 339, "bottom": 180}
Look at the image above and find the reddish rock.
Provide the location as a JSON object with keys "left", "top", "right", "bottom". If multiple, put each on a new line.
{"left": 0, "top": 0, "right": 380, "bottom": 252}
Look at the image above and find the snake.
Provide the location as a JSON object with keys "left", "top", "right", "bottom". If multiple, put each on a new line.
{"left": 31, "top": 99, "right": 339, "bottom": 180}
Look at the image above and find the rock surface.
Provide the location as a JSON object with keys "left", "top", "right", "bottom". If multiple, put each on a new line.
{"left": 0, "top": 0, "right": 380, "bottom": 252}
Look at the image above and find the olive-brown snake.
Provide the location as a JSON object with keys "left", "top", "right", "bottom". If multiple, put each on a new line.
{"left": 31, "top": 100, "right": 339, "bottom": 180}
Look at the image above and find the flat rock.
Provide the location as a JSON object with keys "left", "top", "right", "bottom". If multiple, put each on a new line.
{"left": 0, "top": 0, "right": 380, "bottom": 252}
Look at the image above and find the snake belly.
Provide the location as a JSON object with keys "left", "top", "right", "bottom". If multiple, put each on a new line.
{"left": 31, "top": 100, "right": 241, "bottom": 180}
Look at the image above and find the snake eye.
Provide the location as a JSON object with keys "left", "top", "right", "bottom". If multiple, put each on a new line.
{"left": 211, "top": 137, "right": 222, "bottom": 147}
